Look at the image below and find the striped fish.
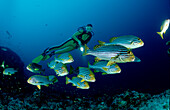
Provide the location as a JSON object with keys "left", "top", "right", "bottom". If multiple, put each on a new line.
{"left": 54, "top": 63, "right": 68, "bottom": 76}
{"left": 66, "top": 76, "right": 90, "bottom": 89}
{"left": 77, "top": 67, "right": 96, "bottom": 82}
{"left": 157, "top": 19, "right": 170, "bottom": 39}
{"left": 83, "top": 44, "right": 135, "bottom": 66}
{"left": 47, "top": 60, "right": 56, "bottom": 69}
{"left": 27, "top": 75, "right": 58, "bottom": 89}
{"left": 55, "top": 53, "right": 74, "bottom": 64}
{"left": 94, "top": 35, "right": 144, "bottom": 50}
{"left": 88, "top": 61, "right": 121, "bottom": 75}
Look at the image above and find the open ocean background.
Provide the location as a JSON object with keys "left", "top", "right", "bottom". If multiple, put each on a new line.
{"left": 0, "top": 0, "right": 170, "bottom": 97}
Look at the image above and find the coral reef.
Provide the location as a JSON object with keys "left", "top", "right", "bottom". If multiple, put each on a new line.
{"left": 0, "top": 89, "right": 169, "bottom": 110}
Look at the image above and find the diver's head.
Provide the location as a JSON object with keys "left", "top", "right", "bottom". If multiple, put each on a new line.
{"left": 86, "top": 24, "right": 93, "bottom": 32}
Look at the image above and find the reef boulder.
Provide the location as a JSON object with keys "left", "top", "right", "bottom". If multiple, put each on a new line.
{"left": 0, "top": 46, "right": 29, "bottom": 95}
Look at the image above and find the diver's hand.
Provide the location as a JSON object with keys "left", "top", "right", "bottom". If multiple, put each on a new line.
{"left": 78, "top": 41, "right": 82, "bottom": 47}
{"left": 79, "top": 44, "right": 84, "bottom": 52}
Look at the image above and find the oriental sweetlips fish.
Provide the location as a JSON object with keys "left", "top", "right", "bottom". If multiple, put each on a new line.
{"left": 27, "top": 75, "right": 58, "bottom": 89}
{"left": 94, "top": 35, "right": 144, "bottom": 50}
{"left": 0, "top": 61, "right": 18, "bottom": 75}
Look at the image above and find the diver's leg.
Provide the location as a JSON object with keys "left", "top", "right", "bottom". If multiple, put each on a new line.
{"left": 53, "top": 46, "right": 75, "bottom": 54}
{"left": 47, "top": 39, "right": 76, "bottom": 53}
{"left": 32, "top": 39, "right": 77, "bottom": 63}
{"left": 41, "top": 40, "right": 77, "bottom": 61}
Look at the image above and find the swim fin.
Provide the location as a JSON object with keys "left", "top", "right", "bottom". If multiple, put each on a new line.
{"left": 32, "top": 54, "right": 44, "bottom": 63}
{"left": 41, "top": 55, "right": 51, "bottom": 61}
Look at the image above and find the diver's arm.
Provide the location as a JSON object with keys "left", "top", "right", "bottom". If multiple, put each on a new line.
{"left": 72, "top": 28, "right": 84, "bottom": 45}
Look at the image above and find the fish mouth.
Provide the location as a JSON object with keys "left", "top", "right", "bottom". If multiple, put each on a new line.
{"left": 90, "top": 78, "right": 96, "bottom": 82}
{"left": 139, "top": 41, "right": 144, "bottom": 46}
{"left": 131, "top": 57, "right": 135, "bottom": 61}
{"left": 27, "top": 79, "right": 31, "bottom": 83}
{"left": 26, "top": 66, "right": 32, "bottom": 71}
{"left": 116, "top": 69, "right": 121, "bottom": 73}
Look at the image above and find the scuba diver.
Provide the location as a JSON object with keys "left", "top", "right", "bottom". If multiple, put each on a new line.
{"left": 32, "top": 24, "right": 94, "bottom": 63}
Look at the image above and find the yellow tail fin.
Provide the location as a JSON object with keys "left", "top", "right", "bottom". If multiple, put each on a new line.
{"left": 157, "top": 32, "right": 164, "bottom": 39}
{"left": 82, "top": 44, "right": 89, "bottom": 56}
{"left": 88, "top": 62, "right": 91, "bottom": 68}
{"left": 66, "top": 76, "right": 70, "bottom": 84}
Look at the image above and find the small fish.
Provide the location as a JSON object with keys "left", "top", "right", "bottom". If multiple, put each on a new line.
{"left": 157, "top": 19, "right": 170, "bottom": 39}
{"left": 94, "top": 35, "right": 144, "bottom": 50}
{"left": 27, "top": 75, "right": 58, "bottom": 89}
{"left": 1, "top": 48, "right": 7, "bottom": 51}
{"left": 47, "top": 60, "right": 57, "bottom": 69}
{"left": 54, "top": 53, "right": 74, "bottom": 64}
{"left": 54, "top": 63, "right": 68, "bottom": 76}
{"left": 2, "top": 68, "right": 18, "bottom": 76}
{"left": 88, "top": 61, "right": 121, "bottom": 75}
{"left": 26, "top": 63, "right": 45, "bottom": 73}
{"left": 6, "top": 31, "right": 12, "bottom": 39}
{"left": 66, "top": 76, "right": 89, "bottom": 89}
{"left": 166, "top": 41, "right": 170, "bottom": 46}
{"left": 0, "top": 61, "right": 17, "bottom": 75}
{"left": 77, "top": 67, "right": 96, "bottom": 82}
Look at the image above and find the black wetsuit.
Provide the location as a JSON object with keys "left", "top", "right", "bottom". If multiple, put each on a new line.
{"left": 48, "top": 27, "right": 93, "bottom": 51}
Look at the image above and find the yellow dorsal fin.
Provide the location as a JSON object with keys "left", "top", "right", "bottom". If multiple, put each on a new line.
{"left": 94, "top": 57, "right": 101, "bottom": 62}
{"left": 37, "top": 85, "right": 41, "bottom": 89}
{"left": 106, "top": 60, "right": 115, "bottom": 66}
{"left": 109, "top": 37, "right": 118, "bottom": 43}
{"left": 72, "top": 83, "right": 76, "bottom": 86}
{"left": 93, "top": 45, "right": 103, "bottom": 50}
{"left": 78, "top": 74, "right": 85, "bottom": 78}
{"left": 98, "top": 40, "right": 105, "bottom": 45}
{"left": 55, "top": 70, "right": 59, "bottom": 74}
{"left": 77, "top": 86, "right": 80, "bottom": 88}
{"left": 102, "top": 67, "right": 108, "bottom": 71}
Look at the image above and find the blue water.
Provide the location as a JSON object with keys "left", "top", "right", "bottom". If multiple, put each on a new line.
{"left": 0, "top": 0, "right": 170, "bottom": 95}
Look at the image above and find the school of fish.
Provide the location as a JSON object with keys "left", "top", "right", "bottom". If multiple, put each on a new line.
{"left": 2, "top": 19, "right": 170, "bottom": 90}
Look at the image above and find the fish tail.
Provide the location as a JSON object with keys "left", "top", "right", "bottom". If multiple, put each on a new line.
{"left": 66, "top": 76, "right": 70, "bottom": 84}
{"left": 49, "top": 75, "right": 58, "bottom": 83}
{"left": 88, "top": 62, "right": 91, "bottom": 68}
{"left": 69, "top": 65, "right": 74, "bottom": 74}
{"left": 157, "top": 32, "right": 164, "bottom": 39}
{"left": 82, "top": 44, "right": 89, "bottom": 56}
{"left": 54, "top": 56, "right": 58, "bottom": 62}
{"left": 53, "top": 77, "right": 58, "bottom": 83}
